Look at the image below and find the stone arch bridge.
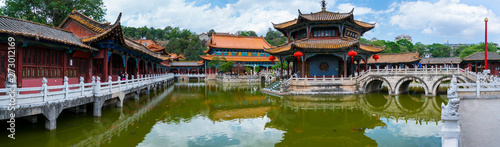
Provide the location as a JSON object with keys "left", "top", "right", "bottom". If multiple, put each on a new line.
{"left": 358, "top": 67, "right": 476, "bottom": 96}
{"left": 283, "top": 67, "right": 477, "bottom": 96}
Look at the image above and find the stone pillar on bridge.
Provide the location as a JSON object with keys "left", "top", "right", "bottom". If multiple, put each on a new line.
{"left": 42, "top": 103, "right": 63, "bottom": 130}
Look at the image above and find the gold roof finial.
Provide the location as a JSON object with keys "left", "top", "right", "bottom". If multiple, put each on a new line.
{"left": 485, "top": 17, "right": 488, "bottom": 22}
{"left": 321, "top": 0, "right": 327, "bottom": 11}
{"left": 72, "top": 6, "right": 75, "bottom": 13}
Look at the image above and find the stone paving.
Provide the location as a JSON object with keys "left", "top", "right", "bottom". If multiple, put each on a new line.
{"left": 460, "top": 98, "right": 500, "bottom": 147}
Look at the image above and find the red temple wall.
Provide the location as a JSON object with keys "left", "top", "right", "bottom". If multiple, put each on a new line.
{"left": 62, "top": 21, "right": 96, "bottom": 38}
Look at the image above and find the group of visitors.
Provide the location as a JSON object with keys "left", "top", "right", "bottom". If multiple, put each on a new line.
{"left": 118, "top": 71, "right": 127, "bottom": 81}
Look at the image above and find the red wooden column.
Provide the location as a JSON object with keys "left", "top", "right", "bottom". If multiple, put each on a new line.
{"left": 62, "top": 53, "right": 67, "bottom": 78}
{"left": 124, "top": 55, "right": 128, "bottom": 76}
{"left": 86, "top": 58, "right": 92, "bottom": 83}
{"left": 17, "top": 46, "right": 23, "bottom": 87}
{"left": 103, "top": 50, "right": 108, "bottom": 82}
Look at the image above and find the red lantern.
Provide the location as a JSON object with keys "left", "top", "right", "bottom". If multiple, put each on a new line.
{"left": 294, "top": 51, "right": 303, "bottom": 60}
{"left": 373, "top": 54, "right": 379, "bottom": 62}
{"left": 269, "top": 56, "right": 276, "bottom": 62}
{"left": 348, "top": 51, "right": 357, "bottom": 63}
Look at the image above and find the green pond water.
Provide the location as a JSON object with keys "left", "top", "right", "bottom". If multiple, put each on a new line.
{"left": 2, "top": 82, "right": 446, "bottom": 147}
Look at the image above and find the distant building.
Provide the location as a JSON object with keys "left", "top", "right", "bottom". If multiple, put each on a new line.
{"left": 394, "top": 35, "right": 412, "bottom": 43}
{"left": 198, "top": 33, "right": 209, "bottom": 42}
{"left": 370, "top": 37, "right": 378, "bottom": 42}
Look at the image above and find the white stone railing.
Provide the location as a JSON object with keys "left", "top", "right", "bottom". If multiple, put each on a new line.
{"left": 0, "top": 73, "right": 174, "bottom": 107}
{"left": 174, "top": 73, "right": 206, "bottom": 77}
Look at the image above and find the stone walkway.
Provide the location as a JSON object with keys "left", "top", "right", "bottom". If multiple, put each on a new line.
{"left": 460, "top": 99, "right": 500, "bottom": 147}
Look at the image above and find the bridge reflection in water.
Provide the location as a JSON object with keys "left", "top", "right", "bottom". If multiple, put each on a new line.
{"left": 1, "top": 82, "right": 445, "bottom": 146}
{"left": 266, "top": 94, "right": 445, "bottom": 146}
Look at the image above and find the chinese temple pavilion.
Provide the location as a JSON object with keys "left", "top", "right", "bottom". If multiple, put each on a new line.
{"left": 201, "top": 34, "right": 273, "bottom": 74}
{"left": 58, "top": 9, "right": 166, "bottom": 81}
{"left": 264, "top": 0, "right": 384, "bottom": 77}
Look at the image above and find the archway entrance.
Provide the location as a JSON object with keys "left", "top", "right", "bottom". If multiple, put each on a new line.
{"left": 110, "top": 54, "right": 124, "bottom": 81}
{"left": 127, "top": 57, "right": 137, "bottom": 79}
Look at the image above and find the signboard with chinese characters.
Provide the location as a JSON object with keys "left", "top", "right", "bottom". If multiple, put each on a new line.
{"left": 344, "top": 28, "right": 359, "bottom": 40}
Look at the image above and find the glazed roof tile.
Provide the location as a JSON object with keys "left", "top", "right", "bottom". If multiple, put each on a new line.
{"left": 0, "top": 15, "right": 97, "bottom": 51}
{"left": 463, "top": 52, "right": 500, "bottom": 61}
{"left": 169, "top": 61, "right": 203, "bottom": 67}
{"left": 209, "top": 34, "right": 271, "bottom": 50}
{"left": 264, "top": 38, "right": 383, "bottom": 54}
{"left": 201, "top": 55, "right": 271, "bottom": 62}
{"left": 421, "top": 57, "right": 461, "bottom": 64}
{"left": 206, "top": 34, "right": 272, "bottom": 53}
{"left": 367, "top": 52, "right": 420, "bottom": 64}
{"left": 299, "top": 10, "right": 352, "bottom": 21}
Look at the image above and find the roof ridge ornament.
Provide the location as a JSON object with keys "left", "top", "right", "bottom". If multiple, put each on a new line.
{"left": 321, "top": 0, "right": 327, "bottom": 11}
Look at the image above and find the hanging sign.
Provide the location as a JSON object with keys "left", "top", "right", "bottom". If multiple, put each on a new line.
{"left": 344, "top": 28, "right": 359, "bottom": 40}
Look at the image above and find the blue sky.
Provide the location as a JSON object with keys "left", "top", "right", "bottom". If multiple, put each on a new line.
{"left": 99, "top": 0, "right": 499, "bottom": 44}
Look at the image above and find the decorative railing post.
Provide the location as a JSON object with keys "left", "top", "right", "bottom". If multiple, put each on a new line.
{"left": 64, "top": 76, "right": 69, "bottom": 99}
{"left": 442, "top": 75, "right": 461, "bottom": 146}
{"left": 476, "top": 74, "right": 481, "bottom": 98}
{"left": 42, "top": 77, "right": 48, "bottom": 102}
{"left": 108, "top": 76, "right": 112, "bottom": 93}
{"left": 79, "top": 76, "right": 85, "bottom": 96}
{"left": 125, "top": 74, "right": 129, "bottom": 89}
{"left": 94, "top": 76, "right": 101, "bottom": 95}
{"left": 131, "top": 75, "right": 135, "bottom": 88}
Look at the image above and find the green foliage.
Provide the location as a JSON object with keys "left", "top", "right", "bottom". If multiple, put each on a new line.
{"left": 265, "top": 28, "right": 287, "bottom": 46}
{"left": 1, "top": 0, "right": 106, "bottom": 26}
{"left": 271, "top": 61, "right": 287, "bottom": 70}
{"left": 428, "top": 43, "right": 452, "bottom": 57}
{"left": 245, "top": 66, "right": 252, "bottom": 73}
{"left": 372, "top": 40, "right": 386, "bottom": 47}
{"left": 360, "top": 38, "right": 372, "bottom": 44}
{"left": 414, "top": 42, "right": 426, "bottom": 55}
{"left": 459, "top": 42, "right": 498, "bottom": 58}
{"left": 453, "top": 45, "right": 468, "bottom": 57}
{"left": 219, "top": 61, "right": 234, "bottom": 73}
{"left": 385, "top": 41, "right": 400, "bottom": 53}
{"left": 236, "top": 30, "right": 258, "bottom": 37}
{"left": 396, "top": 39, "right": 414, "bottom": 52}
{"left": 183, "top": 38, "right": 204, "bottom": 61}
{"left": 208, "top": 29, "right": 215, "bottom": 37}
{"left": 207, "top": 57, "right": 226, "bottom": 69}
{"left": 254, "top": 66, "right": 260, "bottom": 73}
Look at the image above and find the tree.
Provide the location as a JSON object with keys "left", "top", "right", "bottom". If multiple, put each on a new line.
{"left": 396, "top": 39, "right": 414, "bottom": 52}
{"left": 265, "top": 28, "right": 287, "bottom": 46}
{"left": 208, "top": 57, "right": 226, "bottom": 70}
{"left": 385, "top": 41, "right": 400, "bottom": 53}
{"left": 360, "top": 38, "right": 372, "bottom": 44}
{"left": 208, "top": 29, "right": 215, "bottom": 37}
{"left": 183, "top": 39, "right": 204, "bottom": 61}
{"left": 414, "top": 42, "right": 427, "bottom": 55}
{"left": 1, "top": 0, "right": 107, "bottom": 26}
{"left": 453, "top": 45, "right": 468, "bottom": 57}
{"left": 245, "top": 66, "right": 252, "bottom": 74}
{"left": 459, "top": 42, "right": 498, "bottom": 58}
{"left": 254, "top": 66, "right": 260, "bottom": 73}
{"left": 428, "top": 43, "right": 452, "bottom": 57}
{"left": 219, "top": 61, "right": 234, "bottom": 73}
{"left": 372, "top": 40, "right": 385, "bottom": 47}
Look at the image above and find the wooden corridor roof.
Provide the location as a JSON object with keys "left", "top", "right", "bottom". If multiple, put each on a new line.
{"left": 0, "top": 15, "right": 97, "bottom": 51}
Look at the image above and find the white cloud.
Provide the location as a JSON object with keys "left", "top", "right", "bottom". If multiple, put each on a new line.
{"left": 389, "top": 0, "right": 500, "bottom": 38}
{"left": 104, "top": 0, "right": 335, "bottom": 35}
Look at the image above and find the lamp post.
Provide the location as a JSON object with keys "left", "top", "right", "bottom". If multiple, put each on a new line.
{"left": 484, "top": 17, "right": 489, "bottom": 74}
